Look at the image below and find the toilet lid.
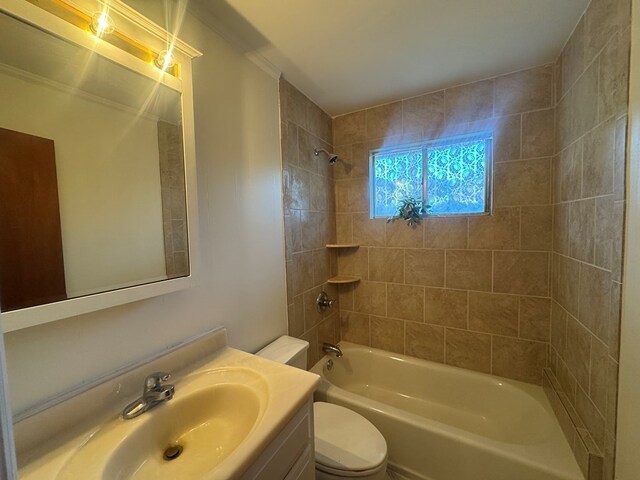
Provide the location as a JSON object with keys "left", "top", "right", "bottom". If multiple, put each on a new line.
{"left": 313, "top": 402, "right": 387, "bottom": 472}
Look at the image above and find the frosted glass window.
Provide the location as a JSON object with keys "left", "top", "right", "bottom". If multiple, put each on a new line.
{"left": 371, "top": 147, "right": 423, "bottom": 217}
{"left": 370, "top": 135, "right": 491, "bottom": 218}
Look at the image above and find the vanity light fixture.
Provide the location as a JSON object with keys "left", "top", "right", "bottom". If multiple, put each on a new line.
{"left": 90, "top": 10, "right": 115, "bottom": 36}
{"left": 154, "top": 49, "right": 176, "bottom": 71}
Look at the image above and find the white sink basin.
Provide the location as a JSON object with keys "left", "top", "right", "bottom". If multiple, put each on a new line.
{"left": 56, "top": 367, "right": 268, "bottom": 480}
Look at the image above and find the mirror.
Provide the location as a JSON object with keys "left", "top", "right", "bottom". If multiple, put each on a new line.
{"left": 0, "top": 10, "right": 189, "bottom": 315}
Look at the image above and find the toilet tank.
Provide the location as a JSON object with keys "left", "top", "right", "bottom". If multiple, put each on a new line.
{"left": 256, "top": 336, "right": 309, "bottom": 369}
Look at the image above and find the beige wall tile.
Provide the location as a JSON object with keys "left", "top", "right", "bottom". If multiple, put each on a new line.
{"left": 288, "top": 251, "right": 315, "bottom": 296}
{"left": 584, "top": 0, "right": 628, "bottom": 64}
{"left": 605, "top": 356, "right": 619, "bottom": 432}
{"left": 338, "top": 283, "right": 355, "bottom": 311}
{"left": 561, "top": 17, "right": 585, "bottom": 98}
{"left": 353, "top": 281, "right": 387, "bottom": 316}
{"left": 405, "top": 249, "right": 445, "bottom": 287}
{"left": 493, "top": 114, "right": 521, "bottom": 163}
{"left": 568, "top": 199, "right": 596, "bottom": 263}
{"left": 425, "top": 288, "right": 468, "bottom": 328}
{"left": 559, "top": 140, "right": 583, "bottom": 202}
{"left": 579, "top": 263, "right": 611, "bottom": 343}
{"left": 551, "top": 301, "right": 568, "bottom": 356}
{"left": 369, "top": 247, "right": 404, "bottom": 283}
{"left": 300, "top": 326, "right": 319, "bottom": 369}
{"left": 282, "top": 121, "right": 298, "bottom": 166}
{"left": 405, "top": 322, "right": 445, "bottom": 362}
{"left": 387, "top": 283, "right": 424, "bottom": 322}
{"left": 522, "top": 108, "right": 555, "bottom": 159}
{"left": 566, "top": 316, "right": 592, "bottom": 392}
{"left": 445, "top": 329, "right": 491, "bottom": 373}
{"left": 520, "top": 297, "right": 551, "bottom": 342}
{"left": 334, "top": 177, "right": 369, "bottom": 213}
{"left": 494, "top": 251, "right": 549, "bottom": 296}
{"left": 494, "top": 65, "right": 554, "bottom": 115}
{"left": 386, "top": 220, "right": 423, "bottom": 248}
{"left": 446, "top": 250, "right": 492, "bottom": 291}
{"left": 333, "top": 110, "right": 366, "bottom": 146}
{"left": 521, "top": 206, "right": 553, "bottom": 251}
{"left": 370, "top": 316, "right": 404, "bottom": 354}
{"left": 612, "top": 201, "right": 625, "bottom": 282}
{"left": 337, "top": 247, "right": 369, "bottom": 279}
{"left": 353, "top": 214, "right": 386, "bottom": 246}
{"left": 318, "top": 315, "right": 340, "bottom": 354}
{"left": 366, "top": 102, "right": 403, "bottom": 140}
{"left": 598, "top": 30, "right": 631, "bottom": 122}
{"left": 575, "top": 385, "right": 605, "bottom": 450}
{"left": 297, "top": 127, "right": 324, "bottom": 173}
{"left": 609, "top": 281, "right": 622, "bottom": 359}
{"left": 468, "top": 292, "right": 519, "bottom": 336}
{"left": 595, "top": 196, "right": 614, "bottom": 270}
{"left": 289, "top": 295, "right": 305, "bottom": 338}
{"left": 332, "top": 144, "right": 353, "bottom": 180}
{"left": 492, "top": 336, "right": 547, "bottom": 384}
{"left": 445, "top": 79, "right": 494, "bottom": 125}
{"left": 335, "top": 213, "right": 353, "bottom": 244}
{"left": 583, "top": 117, "right": 615, "bottom": 198}
{"left": 303, "top": 285, "right": 324, "bottom": 331}
{"left": 402, "top": 91, "right": 445, "bottom": 139}
{"left": 346, "top": 141, "right": 374, "bottom": 179}
{"left": 282, "top": 78, "right": 309, "bottom": 129}
{"left": 554, "top": 254, "right": 581, "bottom": 317}
{"left": 425, "top": 217, "right": 468, "bottom": 248}
{"left": 313, "top": 248, "right": 331, "bottom": 285}
{"left": 340, "top": 311, "right": 370, "bottom": 345}
{"left": 468, "top": 207, "right": 520, "bottom": 250}
{"left": 573, "top": 62, "right": 600, "bottom": 145}
{"left": 614, "top": 116, "right": 627, "bottom": 202}
{"left": 283, "top": 166, "right": 311, "bottom": 212}
{"left": 300, "top": 211, "right": 324, "bottom": 250}
{"left": 309, "top": 173, "right": 330, "bottom": 212}
{"left": 589, "top": 337, "right": 609, "bottom": 416}
{"left": 494, "top": 158, "right": 551, "bottom": 206}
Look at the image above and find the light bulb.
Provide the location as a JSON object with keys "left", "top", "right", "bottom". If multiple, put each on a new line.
{"left": 90, "top": 11, "right": 115, "bottom": 35}
{"left": 154, "top": 49, "right": 176, "bottom": 71}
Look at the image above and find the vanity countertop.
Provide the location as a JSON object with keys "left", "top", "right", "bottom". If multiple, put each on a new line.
{"left": 16, "top": 339, "right": 319, "bottom": 480}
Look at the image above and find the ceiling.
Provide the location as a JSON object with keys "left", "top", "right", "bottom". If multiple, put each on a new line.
{"left": 192, "top": 0, "right": 589, "bottom": 116}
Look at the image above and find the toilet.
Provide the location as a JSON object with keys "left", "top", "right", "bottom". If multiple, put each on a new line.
{"left": 256, "top": 336, "right": 388, "bottom": 480}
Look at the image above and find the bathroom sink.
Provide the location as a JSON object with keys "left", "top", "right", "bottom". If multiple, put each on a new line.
{"left": 56, "top": 368, "right": 268, "bottom": 480}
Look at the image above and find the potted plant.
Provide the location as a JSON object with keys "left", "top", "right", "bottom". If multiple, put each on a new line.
{"left": 387, "top": 197, "right": 430, "bottom": 227}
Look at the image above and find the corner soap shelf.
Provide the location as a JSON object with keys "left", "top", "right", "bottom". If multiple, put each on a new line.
{"left": 326, "top": 244, "right": 360, "bottom": 249}
{"left": 327, "top": 275, "right": 360, "bottom": 285}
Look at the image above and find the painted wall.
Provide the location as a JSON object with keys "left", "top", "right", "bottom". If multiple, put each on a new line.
{"left": 616, "top": 1, "right": 640, "bottom": 477}
{"left": 0, "top": 70, "right": 166, "bottom": 297}
{"left": 3, "top": 7, "right": 287, "bottom": 416}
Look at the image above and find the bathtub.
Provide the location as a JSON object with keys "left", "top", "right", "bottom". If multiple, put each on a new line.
{"left": 310, "top": 342, "right": 583, "bottom": 480}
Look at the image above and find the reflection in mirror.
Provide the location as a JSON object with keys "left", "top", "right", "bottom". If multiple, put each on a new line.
{"left": 0, "top": 10, "right": 189, "bottom": 312}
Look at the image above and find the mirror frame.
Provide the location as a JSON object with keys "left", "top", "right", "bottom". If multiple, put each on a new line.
{"left": 0, "top": 0, "right": 202, "bottom": 333}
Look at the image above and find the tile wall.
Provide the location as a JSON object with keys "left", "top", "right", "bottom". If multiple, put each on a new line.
{"left": 550, "top": 0, "right": 631, "bottom": 477}
{"left": 158, "top": 120, "right": 189, "bottom": 277}
{"left": 280, "top": 79, "right": 341, "bottom": 368}
{"left": 332, "top": 65, "right": 555, "bottom": 385}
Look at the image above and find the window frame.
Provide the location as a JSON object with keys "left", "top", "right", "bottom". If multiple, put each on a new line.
{"left": 369, "top": 132, "right": 494, "bottom": 219}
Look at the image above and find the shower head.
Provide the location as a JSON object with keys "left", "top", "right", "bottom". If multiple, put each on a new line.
{"left": 314, "top": 148, "right": 338, "bottom": 164}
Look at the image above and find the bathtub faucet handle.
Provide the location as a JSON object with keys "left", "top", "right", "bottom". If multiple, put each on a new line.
{"left": 317, "top": 291, "right": 336, "bottom": 311}
{"left": 322, "top": 343, "right": 343, "bottom": 358}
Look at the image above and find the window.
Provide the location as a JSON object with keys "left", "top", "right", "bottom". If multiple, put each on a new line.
{"left": 370, "top": 134, "right": 492, "bottom": 218}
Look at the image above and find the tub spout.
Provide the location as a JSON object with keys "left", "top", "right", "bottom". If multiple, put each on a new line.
{"left": 322, "top": 343, "right": 343, "bottom": 358}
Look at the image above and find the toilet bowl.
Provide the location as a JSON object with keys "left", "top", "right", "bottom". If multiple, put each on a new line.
{"left": 256, "top": 336, "right": 388, "bottom": 479}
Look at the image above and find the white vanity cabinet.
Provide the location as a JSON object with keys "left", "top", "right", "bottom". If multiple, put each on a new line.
{"left": 242, "top": 399, "right": 315, "bottom": 480}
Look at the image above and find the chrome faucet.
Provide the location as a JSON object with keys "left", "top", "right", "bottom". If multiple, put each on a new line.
{"left": 122, "top": 372, "right": 175, "bottom": 420}
{"left": 322, "top": 343, "right": 343, "bottom": 358}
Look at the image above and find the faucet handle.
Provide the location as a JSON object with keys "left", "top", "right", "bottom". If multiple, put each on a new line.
{"left": 144, "top": 372, "right": 171, "bottom": 391}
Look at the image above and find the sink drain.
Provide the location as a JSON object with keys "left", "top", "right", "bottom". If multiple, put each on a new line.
{"left": 163, "top": 445, "right": 183, "bottom": 461}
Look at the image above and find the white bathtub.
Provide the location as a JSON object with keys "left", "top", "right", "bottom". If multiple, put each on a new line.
{"left": 310, "top": 342, "right": 583, "bottom": 480}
